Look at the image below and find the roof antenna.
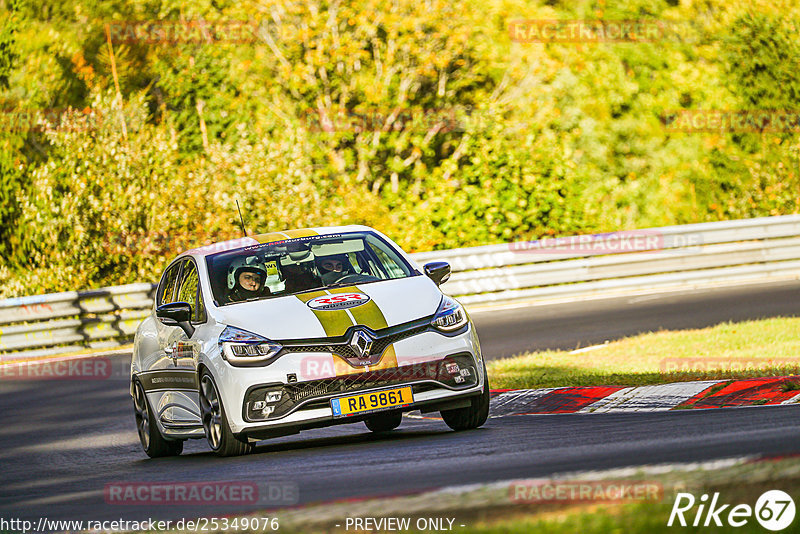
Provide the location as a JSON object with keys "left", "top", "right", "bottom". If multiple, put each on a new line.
{"left": 236, "top": 199, "right": 248, "bottom": 237}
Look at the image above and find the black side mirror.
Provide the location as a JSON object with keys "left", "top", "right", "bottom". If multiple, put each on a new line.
{"left": 423, "top": 261, "right": 451, "bottom": 286}
{"left": 156, "top": 301, "right": 195, "bottom": 338}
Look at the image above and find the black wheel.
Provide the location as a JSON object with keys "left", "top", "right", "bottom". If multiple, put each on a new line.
{"left": 365, "top": 411, "right": 403, "bottom": 432}
{"left": 132, "top": 379, "right": 183, "bottom": 458}
{"left": 199, "top": 371, "right": 253, "bottom": 457}
{"left": 440, "top": 361, "right": 490, "bottom": 431}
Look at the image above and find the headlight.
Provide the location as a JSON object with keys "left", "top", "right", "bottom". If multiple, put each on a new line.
{"left": 219, "top": 326, "right": 282, "bottom": 366}
{"left": 431, "top": 295, "right": 468, "bottom": 332}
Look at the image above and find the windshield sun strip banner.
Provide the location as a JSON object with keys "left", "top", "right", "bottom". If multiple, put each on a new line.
{"left": 282, "top": 229, "right": 320, "bottom": 238}
{"left": 253, "top": 232, "right": 292, "bottom": 244}
{"left": 252, "top": 228, "right": 319, "bottom": 244}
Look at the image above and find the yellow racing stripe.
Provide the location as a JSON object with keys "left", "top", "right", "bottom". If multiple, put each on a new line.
{"left": 328, "top": 285, "right": 398, "bottom": 375}
{"left": 295, "top": 290, "right": 355, "bottom": 338}
{"left": 327, "top": 286, "right": 388, "bottom": 331}
{"left": 369, "top": 344, "right": 399, "bottom": 371}
{"left": 253, "top": 232, "right": 290, "bottom": 244}
{"left": 283, "top": 229, "right": 319, "bottom": 238}
{"left": 296, "top": 284, "right": 398, "bottom": 376}
{"left": 293, "top": 290, "right": 327, "bottom": 303}
{"left": 331, "top": 345, "right": 398, "bottom": 376}
{"left": 254, "top": 228, "right": 318, "bottom": 244}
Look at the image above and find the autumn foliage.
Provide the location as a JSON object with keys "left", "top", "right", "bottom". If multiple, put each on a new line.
{"left": 0, "top": 0, "right": 798, "bottom": 296}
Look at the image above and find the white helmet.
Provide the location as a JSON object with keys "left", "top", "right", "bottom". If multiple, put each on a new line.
{"left": 227, "top": 256, "right": 267, "bottom": 290}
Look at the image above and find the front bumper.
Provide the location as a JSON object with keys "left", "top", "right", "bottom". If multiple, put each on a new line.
{"left": 207, "top": 322, "right": 484, "bottom": 436}
{"left": 238, "top": 380, "right": 483, "bottom": 441}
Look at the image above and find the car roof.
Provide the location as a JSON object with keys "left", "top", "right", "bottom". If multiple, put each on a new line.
{"left": 178, "top": 225, "right": 376, "bottom": 259}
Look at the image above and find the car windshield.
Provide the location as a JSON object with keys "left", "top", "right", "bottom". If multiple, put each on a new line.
{"left": 205, "top": 232, "right": 417, "bottom": 306}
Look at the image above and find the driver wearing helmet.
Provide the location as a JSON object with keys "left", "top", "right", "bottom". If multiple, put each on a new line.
{"left": 317, "top": 254, "right": 352, "bottom": 285}
{"left": 226, "top": 256, "right": 270, "bottom": 303}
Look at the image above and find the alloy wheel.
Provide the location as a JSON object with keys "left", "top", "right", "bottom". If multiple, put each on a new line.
{"left": 200, "top": 374, "right": 223, "bottom": 450}
{"left": 133, "top": 381, "right": 150, "bottom": 450}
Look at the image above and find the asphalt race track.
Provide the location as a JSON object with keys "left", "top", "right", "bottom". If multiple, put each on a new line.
{"left": 472, "top": 280, "right": 800, "bottom": 358}
{"left": 2, "top": 280, "right": 800, "bottom": 523}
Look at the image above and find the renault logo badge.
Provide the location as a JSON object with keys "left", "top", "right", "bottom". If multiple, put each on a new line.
{"left": 350, "top": 330, "right": 374, "bottom": 360}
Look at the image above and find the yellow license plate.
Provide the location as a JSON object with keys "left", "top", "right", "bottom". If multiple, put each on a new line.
{"left": 330, "top": 387, "right": 413, "bottom": 417}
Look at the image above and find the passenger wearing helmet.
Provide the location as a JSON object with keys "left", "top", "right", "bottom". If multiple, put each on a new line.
{"left": 226, "top": 256, "right": 270, "bottom": 303}
{"left": 317, "top": 254, "right": 353, "bottom": 285}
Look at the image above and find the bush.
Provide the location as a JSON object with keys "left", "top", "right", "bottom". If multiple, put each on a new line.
{"left": 0, "top": 0, "right": 798, "bottom": 297}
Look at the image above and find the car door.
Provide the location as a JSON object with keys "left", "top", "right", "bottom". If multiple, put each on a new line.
{"left": 143, "top": 258, "right": 206, "bottom": 432}
{"left": 170, "top": 258, "right": 206, "bottom": 371}
{"left": 154, "top": 260, "right": 184, "bottom": 365}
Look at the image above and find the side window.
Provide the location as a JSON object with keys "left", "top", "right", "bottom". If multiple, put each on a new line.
{"left": 176, "top": 260, "right": 207, "bottom": 323}
{"left": 157, "top": 262, "right": 182, "bottom": 306}
{"left": 366, "top": 237, "right": 407, "bottom": 279}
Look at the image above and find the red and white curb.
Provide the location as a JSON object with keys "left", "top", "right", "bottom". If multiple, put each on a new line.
{"left": 484, "top": 376, "right": 800, "bottom": 417}
{"left": 5, "top": 353, "right": 799, "bottom": 416}
{"left": 577, "top": 381, "right": 722, "bottom": 413}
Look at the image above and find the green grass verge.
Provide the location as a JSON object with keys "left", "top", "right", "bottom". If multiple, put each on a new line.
{"left": 457, "top": 501, "right": 777, "bottom": 534}
{"left": 232, "top": 455, "right": 800, "bottom": 534}
{"left": 459, "top": 458, "right": 800, "bottom": 534}
{"left": 486, "top": 317, "right": 800, "bottom": 389}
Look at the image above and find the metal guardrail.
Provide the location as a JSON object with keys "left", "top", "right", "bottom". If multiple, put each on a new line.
{"left": 414, "top": 215, "right": 800, "bottom": 304}
{"left": 2, "top": 215, "right": 799, "bottom": 360}
{"left": 0, "top": 284, "right": 155, "bottom": 359}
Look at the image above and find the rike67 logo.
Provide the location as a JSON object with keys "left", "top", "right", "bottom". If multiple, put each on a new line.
{"left": 668, "top": 490, "right": 795, "bottom": 531}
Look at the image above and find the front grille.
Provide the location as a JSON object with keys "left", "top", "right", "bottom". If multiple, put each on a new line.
{"left": 243, "top": 353, "right": 477, "bottom": 422}
{"left": 279, "top": 323, "right": 430, "bottom": 365}
{"left": 371, "top": 326, "right": 429, "bottom": 356}
{"left": 285, "top": 358, "right": 439, "bottom": 403}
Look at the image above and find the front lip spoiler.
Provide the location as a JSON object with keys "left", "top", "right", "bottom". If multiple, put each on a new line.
{"left": 235, "top": 385, "right": 483, "bottom": 441}
{"left": 242, "top": 378, "right": 478, "bottom": 423}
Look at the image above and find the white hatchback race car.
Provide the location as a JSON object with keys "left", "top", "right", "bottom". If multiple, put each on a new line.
{"left": 131, "top": 226, "right": 489, "bottom": 457}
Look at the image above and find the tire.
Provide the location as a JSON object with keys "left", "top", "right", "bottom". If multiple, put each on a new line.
{"left": 365, "top": 410, "right": 403, "bottom": 432}
{"left": 199, "top": 371, "right": 253, "bottom": 457}
{"left": 440, "top": 361, "right": 490, "bottom": 431}
{"left": 132, "top": 379, "right": 183, "bottom": 458}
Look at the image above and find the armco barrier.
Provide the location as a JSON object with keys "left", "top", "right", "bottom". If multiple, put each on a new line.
{"left": 0, "top": 284, "right": 155, "bottom": 360}
{"left": 1, "top": 215, "right": 799, "bottom": 360}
